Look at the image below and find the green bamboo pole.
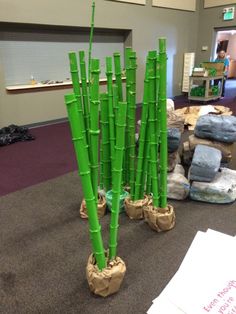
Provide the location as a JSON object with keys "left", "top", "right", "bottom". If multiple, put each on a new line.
{"left": 113, "top": 52, "right": 123, "bottom": 101}
{"left": 100, "top": 146, "right": 104, "bottom": 190}
{"left": 134, "top": 57, "right": 149, "bottom": 200}
{"left": 146, "top": 157, "right": 152, "bottom": 195}
{"left": 109, "top": 101, "right": 127, "bottom": 260}
{"left": 88, "top": 0, "right": 95, "bottom": 85}
{"left": 65, "top": 93, "right": 106, "bottom": 271}
{"left": 148, "top": 50, "right": 159, "bottom": 208}
{"left": 156, "top": 54, "right": 161, "bottom": 145}
{"left": 100, "top": 93, "right": 111, "bottom": 192}
{"left": 128, "top": 51, "right": 137, "bottom": 200}
{"left": 124, "top": 48, "right": 132, "bottom": 185}
{"left": 90, "top": 59, "right": 100, "bottom": 198}
{"left": 159, "top": 38, "right": 168, "bottom": 209}
{"left": 140, "top": 125, "right": 150, "bottom": 196}
{"left": 113, "top": 84, "right": 119, "bottom": 129}
{"left": 69, "top": 52, "right": 86, "bottom": 145}
{"left": 106, "top": 57, "right": 115, "bottom": 172}
{"left": 79, "top": 50, "right": 90, "bottom": 147}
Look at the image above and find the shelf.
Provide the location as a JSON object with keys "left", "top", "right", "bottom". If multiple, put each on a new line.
{"left": 6, "top": 77, "right": 126, "bottom": 93}
{"left": 188, "top": 95, "right": 221, "bottom": 101}
{"left": 188, "top": 75, "right": 223, "bottom": 102}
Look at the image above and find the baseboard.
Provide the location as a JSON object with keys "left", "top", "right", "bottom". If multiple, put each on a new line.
{"left": 25, "top": 117, "right": 68, "bottom": 129}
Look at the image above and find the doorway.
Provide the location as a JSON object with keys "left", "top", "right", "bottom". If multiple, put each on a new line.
{"left": 213, "top": 29, "right": 236, "bottom": 97}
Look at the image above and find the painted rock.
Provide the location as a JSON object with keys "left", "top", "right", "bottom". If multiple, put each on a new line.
{"left": 189, "top": 144, "right": 222, "bottom": 182}
{"left": 190, "top": 168, "right": 236, "bottom": 203}
{"left": 195, "top": 115, "right": 236, "bottom": 143}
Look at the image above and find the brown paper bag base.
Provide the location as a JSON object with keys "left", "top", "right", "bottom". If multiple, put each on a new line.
{"left": 80, "top": 195, "right": 106, "bottom": 219}
{"left": 86, "top": 254, "right": 126, "bottom": 297}
{"left": 144, "top": 203, "right": 176, "bottom": 232}
{"left": 124, "top": 195, "right": 149, "bottom": 220}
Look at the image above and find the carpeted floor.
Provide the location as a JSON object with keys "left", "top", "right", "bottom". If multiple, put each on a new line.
{"left": 0, "top": 122, "right": 77, "bottom": 196}
{"left": 1, "top": 171, "right": 236, "bottom": 314}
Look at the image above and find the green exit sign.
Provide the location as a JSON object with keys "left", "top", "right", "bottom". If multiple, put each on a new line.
{"left": 223, "top": 7, "right": 235, "bottom": 21}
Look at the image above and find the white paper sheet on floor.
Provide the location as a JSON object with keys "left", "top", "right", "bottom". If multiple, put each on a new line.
{"left": 147, "top": 229, "right": 236, "bottom": 314}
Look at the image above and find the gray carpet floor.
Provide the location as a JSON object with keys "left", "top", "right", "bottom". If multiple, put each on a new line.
{"left": 1, "top": 159, "right": 236, "bottom": 313}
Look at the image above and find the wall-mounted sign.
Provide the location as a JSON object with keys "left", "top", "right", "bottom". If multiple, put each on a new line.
{"left": 223, "top": 7, "right": 235, "bottom": 20}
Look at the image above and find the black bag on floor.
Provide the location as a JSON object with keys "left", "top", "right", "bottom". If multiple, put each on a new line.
{"left": 0, "top": 124, "right": 35, "bottom": 146}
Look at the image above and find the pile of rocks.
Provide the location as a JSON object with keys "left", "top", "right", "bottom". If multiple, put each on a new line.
{"left": 186, "top": 115, "right": 236, "bottom": 204}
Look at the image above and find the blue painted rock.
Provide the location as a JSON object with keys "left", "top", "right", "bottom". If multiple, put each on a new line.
{"left": 189, "top": 144, "right": 222, "bottom": 182}
{"left": 190, "top": 168, "right": 236, "bottom": 203}
{"left": 195, "top": 115, "right": 236, "bottom": 143}
{"left": 168, "top": 128, "right": 181, "bottom": 153}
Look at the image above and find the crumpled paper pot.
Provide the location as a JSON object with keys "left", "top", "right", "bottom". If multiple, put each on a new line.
{"left": 124, "top": 195, "right": 149, "bottom": 220}
{"left": 80, "top": 195, "right": 106, "bottom": 219}
{"left": 86, "top": 254, "right": 126, "bottom": 297}
{"left": 144, "top": 203, "right": 176, "bottom": 232}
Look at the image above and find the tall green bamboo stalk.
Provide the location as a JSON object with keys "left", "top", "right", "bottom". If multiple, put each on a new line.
{"left": 69, "top": 52, "right": 86, "bottom": 145}
{"left": 90, "top": 59, "right": 100, "bottom": 198}
{"left": 146, "top": 157, "right": 152, "bottom": 195}
{"left": 134, "top": 57, "right": 149, "bottom": 200}
{"left": 100, "top": 93, "right": 111, "bottom": 192}
{"left": 109, "top": 101, "right": 127, "bottom": 260}
{"left": 124, "top": 48, "right": 132, "bottom": 185}
{"left": 156, "top": 54, "right": 161, "bottom": 144}
{"left": 106, "top": 57, "right": 115, "bottom": 172}
{"left": 100, "top": 147, "right": 104, "bottom": 190}
{"left": 113, "top": 52, "right": 123, "bottom": 101}
{"left": 140, "top": 125, "right": 150, "bottom": 196}
{"left": 88, "top": 0, "right": 95, "bottom": 85}
{"left": 159, "top": 38, "right": 168, "bottom": 209}
{"left": 128, "top": 51, "right": 137, "bottom": 200}
{"left": 79, "top": 50, "right": 90, "bottom": 147}
{"left": 113, "top": 84, "right": 119, "bottom": 130}
{"left": 65, "top": 93, "right": 106, "bottom": 271}
{"left": 148, "top": 50, "right": 159, "bottom": 208}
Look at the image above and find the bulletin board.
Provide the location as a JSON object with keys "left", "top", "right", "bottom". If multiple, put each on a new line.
{"left": 110, "top": 0, "right": 146, "bottom": 5}
{"left": 0, "top": 29, "right": 125, "bottom": 86}
{"left": 204, "top": 0, "right": 236, "bottom": 8}
{"left": 152, "top": 0, "right": 196, "bottom": 11}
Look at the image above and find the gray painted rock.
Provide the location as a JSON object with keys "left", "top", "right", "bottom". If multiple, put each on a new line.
{"left": 168, "top": 151, "right": 181, "bottom": 172}
{"left": 189, "top": 145, "right": 222, "bottom": 182}
{"left": 168, "top": 128, "right": 181, "bottom": 153}
{"left": 173, "top": 164, "right": 185, "bottom": 176}
{"left": 195, "top": 115, "right": 236, "bottom": 143}
{"left": 190, "top": 168, "right": 236, "bottom": 203}
{"left": 168, "top": 165, "right": 190, "bottom": 200}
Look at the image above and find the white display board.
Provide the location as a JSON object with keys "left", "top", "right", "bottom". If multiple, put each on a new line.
{"left": 204, "top": 0, "right": 236, "bottom": 8}
{"left": 152, "top": 0, "right": 196, "bottom": 11}
{"left": 111, "top": 0, "right": 146, "bottom": 4}
{"left": 182, "top": 52, "right": 195, "bottom": 92}
{"left": 0, "top": 31, "right": 125, "bottom": 86}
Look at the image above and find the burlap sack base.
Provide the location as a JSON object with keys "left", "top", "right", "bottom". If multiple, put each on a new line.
{"left": 86, "top": 254, "right": 126, "bottom": 297}
{"left": 80, "top": 195, "right": 106, "bottom": 219}
{"left": 124, "top": 195, "right": 149, "bottom": 220}
{"left": 144, "top": 204, "right": 176, "bottom": 232}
